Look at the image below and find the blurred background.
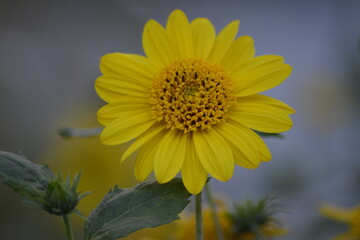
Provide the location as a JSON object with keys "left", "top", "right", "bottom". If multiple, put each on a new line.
{"left": 0, "top": 0, "right": 359, "bottom": 239}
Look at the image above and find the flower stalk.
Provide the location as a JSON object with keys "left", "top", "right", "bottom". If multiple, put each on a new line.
{"left": 195, "top": 192, "right": 203, "bottom": 240}
{"left": 62, "top": 214, "right": 75, "bottom": 240}
{"left": 205, "top": 183, "right": 224, "bottom": 240}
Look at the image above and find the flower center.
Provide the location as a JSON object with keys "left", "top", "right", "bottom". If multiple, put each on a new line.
{"left": 150, "top": 59, "right": 235, "bottom": 133}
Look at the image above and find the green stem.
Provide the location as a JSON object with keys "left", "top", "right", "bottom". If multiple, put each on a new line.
{"left": 62, "top": 214, "right": 75, "bottom": 240}
{"left": 195, "top": 192, "right": 203, "bottom": 240}
{"left": 205, "top": 183, "right": 224, "bottom": 240}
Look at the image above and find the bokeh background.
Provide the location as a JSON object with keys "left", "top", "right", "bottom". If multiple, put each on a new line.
{"left": 1, "top": 0, "right": 359, "bottom": 239}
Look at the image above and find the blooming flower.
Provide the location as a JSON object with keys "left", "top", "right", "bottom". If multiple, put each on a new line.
{"left": 320, "top": 203, "right": 360, "bottom": 240}
{"left": 96, "top": 9, "right": 294, "bottom": 194}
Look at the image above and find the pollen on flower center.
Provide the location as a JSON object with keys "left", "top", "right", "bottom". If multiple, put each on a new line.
{"left": 150, "top": 59, "right": 235, "bottom": 133}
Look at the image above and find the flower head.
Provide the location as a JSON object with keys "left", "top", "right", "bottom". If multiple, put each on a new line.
{"left": 96, "top": 9, "right": 294, "bottom": 194}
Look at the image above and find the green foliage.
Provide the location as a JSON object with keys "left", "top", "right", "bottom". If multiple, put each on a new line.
{"left": 1, "top": 151, "right": 192, "bottom": 240}
{"left": 0, "top": 151, "right": 55, "bottom": 209}
{"left": 226, "top": 197, "right": 281, "bottom": 237}
{"left": 84, "top": 179, "right": 192, "bottom": 240}
{"left": 58, "top": 127, "right": 102, "bottom": 139}
{"left": 255, "top": 131, "right": 284, "bottom": 139}
{"left": 0, "top": 151, "right": 88, "bottom": 215}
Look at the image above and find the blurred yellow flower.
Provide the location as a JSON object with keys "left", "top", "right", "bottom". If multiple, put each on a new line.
{"left": 96, "top": 9, "right": 294, "bottom": 194}
{"left": 176, "top": 209, "right": 233, "bottom": 240}
{"left": 320, "top": 203, "right": 360, "bottom": 240}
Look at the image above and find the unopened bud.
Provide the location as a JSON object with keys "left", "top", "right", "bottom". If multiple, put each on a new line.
{"left": 42, "top": 172, "right": 89, "bottom": 215}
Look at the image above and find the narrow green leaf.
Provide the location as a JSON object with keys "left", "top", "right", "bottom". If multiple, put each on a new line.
{"left": 0, "top": 151, "right": 55, "bottom": 209}
{"left": 84, "top": 179, "right": 191, "bottom": 240}
{"left": 58, "top": 127, "right": 102, "bottom": 139}
{"left": 255, "top": 131, "right": 285, "bottom": 139}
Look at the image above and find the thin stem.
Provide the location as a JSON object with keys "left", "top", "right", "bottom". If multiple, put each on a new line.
{"left": 62, "top": 214, "right": 75, "bottom": 240}
{"left": 205, "top": 183, "right": 224, "bottom": 240}
{"left": 195, "top": 192, "right": 203, "bottom": 240}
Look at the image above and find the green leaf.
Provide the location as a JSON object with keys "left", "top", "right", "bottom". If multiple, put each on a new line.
{"left": 0, "top": 151, "right": 55, "bottom": 209}
{"left": 0, "top": 151, "right": 88, "bottom": 216}
{"left": 58, "top": 127, "right": 102, "bottom": 139}
{"left": 84, "top": 178, "right": 191, "bottom": 240}
{"left": 255, "top": 131, "right": 285, "bottom": 139}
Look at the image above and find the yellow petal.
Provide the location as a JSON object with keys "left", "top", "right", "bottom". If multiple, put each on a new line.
{"left": 97, "top": 102, "right": 151, "bottom": 126}
{"left": 103, "top": 94, "right": 148, "bottom": 105}
{"left": 251, "top": 130, "right": 272, "bottom": 162}
{"left": 228, "top": 119, "right": 272, "bottom": 162}
{"left": 239, "top": 94, "right": 295, "bottom": 114}
{"left": 320, "top": 204, "right": 356, "bottom": 223}
{"left": 121, "top": 123, "right": 165, "bottom": 163}
{"left": 193, "top": 129, "right": 234, "bottom": 181}
{"left": 181, "top": 134, "right": 208, "bottom": 195}
{"left": 96, "top": 76, "right": 149, "bottom": 92}
{"left": 95, "top": 76, "right": 149, "bottom": 102}
{"left": 100, "top": 111, "right": 155, "bottom": 145}
{"left": 134, "top": 136, "right": 162, "bottom": 181}
{"left": 232, "top": 55, "right": 284, "bottom": 76}
{"left": 190, "top": 18, "right": 216, "bottom": 59}
{"left": 154, "top": 130, "right": 186, "bottom": 183}
{"left": 220, "top": 35, "right": 255, "bottom": 71}
{"left": 215, "top": 123, "right": 259, "bottom": 169}
{"left": 207, "top": 20, "right": 240, "bottom": 63}
{"left": 228, "top": 99, "right": 293, "bottom": 133}
{"left": 95, "top": 86, "right": 146, "bottom": 104}
{"left": 166, "top": 9, "right": 193, "bottom": 59}
{"left": 143, "top": 19, "right": 174, "bottom": 65}
{"left": 234, "top": 63, "right": 292, "bottom": 97}
{"left": 100, "top": 53, "right": 158, "bottom": 83}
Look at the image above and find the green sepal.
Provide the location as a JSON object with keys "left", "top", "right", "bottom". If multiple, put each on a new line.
{"left": 72, "top": 209, "right": 88, "bottom": 220}
{"left": 84, "top": 178, "right": 192, "bottom": 240}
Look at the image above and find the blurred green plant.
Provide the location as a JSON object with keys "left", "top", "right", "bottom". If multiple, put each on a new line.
{"left": 227, "top": 198, "right": 286, "bottom": 239}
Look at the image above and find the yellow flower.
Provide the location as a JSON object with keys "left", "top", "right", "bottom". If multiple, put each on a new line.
{"left": 96, "top": 9, "right": 295, "bottom": 194}
{"left": 320, "top": 203, "right": 360, "bottom": 240}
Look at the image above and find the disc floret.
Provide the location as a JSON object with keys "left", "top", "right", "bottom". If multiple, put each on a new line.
{"left": 150, "top": 59, "right": 235, "bottom": 133}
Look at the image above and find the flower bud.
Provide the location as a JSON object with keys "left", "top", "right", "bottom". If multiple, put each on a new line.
{"left": 42, "top": 172, "right": 88, "bottom": 215}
